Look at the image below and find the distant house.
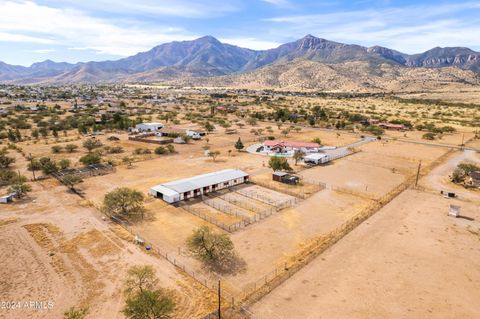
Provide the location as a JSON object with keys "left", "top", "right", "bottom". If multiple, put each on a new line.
{"left": 263, "top": 140, "right": 320, "bottom": 154}
{"left": 135, "top": 123, "right": 164, "bottom": 132}
{"left": 378, "top": 122, "right": 406, "bottom": 131}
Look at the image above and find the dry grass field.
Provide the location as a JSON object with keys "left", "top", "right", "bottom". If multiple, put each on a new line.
{"left": 1, "top": 87, "right": 479, "bottom": 319}
{"left": 250, "top": 187, "right": 480, "bottom": 319}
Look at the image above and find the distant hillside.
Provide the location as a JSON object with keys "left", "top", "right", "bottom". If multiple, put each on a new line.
{"left": 175, "top": 59, "right": 480, "bottom": 92}
{"left": 1, "top": 35, "right": 480, "bottom": 87}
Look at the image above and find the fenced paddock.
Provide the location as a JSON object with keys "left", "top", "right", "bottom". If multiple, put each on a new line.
{"left": 249, "top": 175, "right": 325, "bottom": 199}
{"left": 52, "top": 164, "right": 115, "bottom": 179}
{"left": 180, "top": 184, "right": 300, "bottom": 233}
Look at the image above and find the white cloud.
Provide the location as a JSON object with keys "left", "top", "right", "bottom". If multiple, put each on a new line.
{"left": 0, "top": 1, "right": 197, "bottom": 56}
{"left": 219, "top": 37, "right": 281, "bottom": 50}
{"left": 265, "top": 2, "right": 480, "bottom": 53}
{"left": 29, "top": 48, "right": 56, "bottom": 54}
{"left": 261, "top": 0, "right": 290, "bottom": 6}
{"left": 53, "top": 0, "right": 239, "bottom": 18}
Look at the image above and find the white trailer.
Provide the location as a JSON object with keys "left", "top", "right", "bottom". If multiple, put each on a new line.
{"left": 135, "top": 122, "right": 164, "bottom": 132}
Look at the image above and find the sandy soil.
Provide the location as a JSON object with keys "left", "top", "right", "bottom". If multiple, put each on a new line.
{"left": 0, "top": 180, "right": 216, "bottom": 319}
{"left": 250, "top": 188, "right": 480, "bottom": 319}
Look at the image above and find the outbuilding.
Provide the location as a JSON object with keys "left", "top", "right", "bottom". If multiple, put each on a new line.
{"left": 272, "top": 171, "right": 300, "bottom": 185}
{"left": 150, "top": 169, "right": 249, "bottom": 203}
{"left": 135, "top": 122, "right": 164, "bottom": 132}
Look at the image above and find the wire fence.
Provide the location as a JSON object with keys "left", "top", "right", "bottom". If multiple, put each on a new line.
{"left": 113, "top": 220, "right": 239, "bottom": 317}
{"left": 233, "top": 148, "right": 457, "bottom": 314}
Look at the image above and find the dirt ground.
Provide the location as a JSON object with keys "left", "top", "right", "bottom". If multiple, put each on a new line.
{"left": 250, "top": 187, "right": 480, "bottom": 319}
{"left": 0, "top": 179, "right": 217, "bottom": 319}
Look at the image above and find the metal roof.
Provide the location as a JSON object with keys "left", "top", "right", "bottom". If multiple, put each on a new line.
{"left": 304, "top": 153, "right": 328, "bottom": 160}
{"left": 150, "top": 184, "right": 180, "bottom": 197}
{"left": 154, "top": 169, "right": 248, "bottom": 194}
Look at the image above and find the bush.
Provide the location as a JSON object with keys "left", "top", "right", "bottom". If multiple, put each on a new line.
{"left": 79, "top": 153, "right": 101, "bottom": 165}
{"left": 154, "top": 146, "right": 167, "bottom": 155}
{"left": 422, "top": 132, "right": 436, "bottom": 140}
{"left": 108, "top": 146, "right": 124, "bottom": 154}
{"left": 51, "top": 145, "right": 63, "bottom": 153}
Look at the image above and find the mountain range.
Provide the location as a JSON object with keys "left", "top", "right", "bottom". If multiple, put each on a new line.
{"left": 1, "top": 35, "right": 480, "bottom": 89}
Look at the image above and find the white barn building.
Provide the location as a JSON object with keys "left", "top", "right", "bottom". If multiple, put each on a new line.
{"left": 135, "top": 122, "right": 164, "bottom": 132}
{"left": 150, "top": 169, "right": 249, "bottom": 203}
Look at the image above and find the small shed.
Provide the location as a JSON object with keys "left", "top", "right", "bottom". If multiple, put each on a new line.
{"left": 0, "top": 193, "right": 16, "bottom": 204}
{"left": 272, "top": 171, "right": 300, "bottom": 185}
{"left": 273, "top": 171, "right": 288, "bottom": 182}
{"left": 449, "top": 205, "right": 460, "bottom": 218}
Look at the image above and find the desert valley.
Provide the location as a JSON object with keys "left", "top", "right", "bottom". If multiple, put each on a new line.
{"left": 0, "top": 6, "right": 480, "bottom": 319}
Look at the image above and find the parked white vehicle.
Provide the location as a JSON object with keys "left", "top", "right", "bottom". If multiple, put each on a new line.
{"left": 186, "top": 130, "right": 202, "bottom": 140}
{"left": 304, "top": 153, "right": 330, "bottom": 165}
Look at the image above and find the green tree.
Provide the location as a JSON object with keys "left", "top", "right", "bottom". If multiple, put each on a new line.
{"left": 31, "top": 129, "right": 39, "bottom": 139}
{"left": 62, "top": 174, "right": 83, "bottom": 190}
{"left": 58, "top": 159, "right": 71, "bottom": 170}
{"left": 124, "top": 265, "right": 158, "bottom": 297}
{"left": 63, "top": 307, "right": 88, "bottom": 319}
{"left": 39, "top": 157, "right": 58, "bottom": 174}
{"left": 208, "top": 150, "right": 220, "bottom": 162}
{"left": 268, "top": 156, "right": 292, "bottom": 172}
{"left": 311, "top": 137, "right": 322, "bottom": 145}
{"left": 83, "top": 139, "right": 103, "bottom": 152}
{"left": 154, "top": 146, "right": 167, "bottom": 155}
{"left": 166, "top": 145, "right": 175, "bottom": 154}
{"left": 187, "top": 226, "right": 235, "bottom": 271}
{"left": 79, "top": 153, "right": 101, "bottom": 166}
{"left": 103, "top": 187, "right": 145, "bottom": 220}
{"left": 234, "top": 138, "right": 244, "bottom": 152}
{"left": 0, "top": 152, "right": 15, "bottom": 169}
{"left": 8, "top": 174, "right": 31, "bottom": 199}
{"left": 292, "top": 150, "right": 305, "bottom": 165}
{"left": 204, "top": 121, "right": 215, "bottom": 133}
{"left": 65, "top": 144, "right": 79, "bottom": 153}
{"left": 123, "top": 290, "right": 175, "bottom": 319}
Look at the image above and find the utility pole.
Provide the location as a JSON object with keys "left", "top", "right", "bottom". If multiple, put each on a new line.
{"left": 218, "top": 280, "right": 221, "bottom": 319}
{"left": 461, "top": 134, "right": 465, "bottom": 148}
{"left": 29, "top": 153, "right": 36, "bottom": 181}
{"left": 415, "top": 160, "right": 422, "bottom": 187}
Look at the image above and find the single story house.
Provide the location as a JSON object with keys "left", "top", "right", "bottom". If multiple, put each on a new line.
{"left": 304, "top": 153, "right": 330, "bottom": 165}
{"left": 263, "top": 140, "right": 320, "bottom": 154}
{"left": 378, "top": 123, "right": 406, "bottom": 131}
{"left": 150, "top": 169, "right": 249, "bottom": 203}
{"left": 135, "top": 122, "right": 164, "bottom": 132}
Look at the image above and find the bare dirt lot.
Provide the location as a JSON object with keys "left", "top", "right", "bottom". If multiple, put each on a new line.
{"left": 0, "top": 180, "right": 216, "bottom": 319}
{"left": 250, "top": 188, "right": 480, "bottom": 319}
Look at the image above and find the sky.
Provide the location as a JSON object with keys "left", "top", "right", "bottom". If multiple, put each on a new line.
{"left": 1, "top": 0, "right": 480, "bottom": 66}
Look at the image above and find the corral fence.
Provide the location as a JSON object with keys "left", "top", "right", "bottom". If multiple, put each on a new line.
{"left": 52, "top": 163, "right": 115, "bottom": 179}
{"left": 181, "top": 188, "right": 300, "bottom": 233}
{"left": 233, "top": 148, "right": 457, "bottom": 313}
{"left": 111, "top": 218, "right": 239, "bottom": 316}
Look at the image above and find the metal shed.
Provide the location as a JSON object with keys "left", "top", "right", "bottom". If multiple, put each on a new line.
{"left": 150, "top": 169, "right": 249, "bottom": 203}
